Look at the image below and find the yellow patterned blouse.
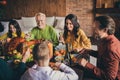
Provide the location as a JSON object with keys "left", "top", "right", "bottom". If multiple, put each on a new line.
{"left": 65, "top": 29, "right": 91, "bottom": 50}
{"left": 0, "top": 32, "right": 25, "bottom": 40}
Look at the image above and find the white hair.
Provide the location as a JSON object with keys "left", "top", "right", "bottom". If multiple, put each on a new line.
{"left": 35, "top": 12, "right": 46, "bottom": 18}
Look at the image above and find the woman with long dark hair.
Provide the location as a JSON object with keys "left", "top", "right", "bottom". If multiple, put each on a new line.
{"left": 0, "top": 20, "right": 25, "bottom": 41}
{"left": 60, "top": 14, "right": 91, "bottom": 52}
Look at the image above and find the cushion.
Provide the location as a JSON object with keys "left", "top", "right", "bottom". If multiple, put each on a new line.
{"left": 55, "top": 17, "right": 65, "bottom": 30}
{"left": 56, "top": 17, "right": 65, "bottom": 20}
{"left": 23, "top": 27, "right": 33, "bottom": 34}
{"left": 54, "top": 28, "right": 64, "bottom": 39}
{"left": 22, "top": 17, "right": 37, "bottom": 33}
{"left": 55, "top": 19, "right": 65, "bottom": 30}
{"left": 46, "top": 16, "right": 55, "bottom": 26}
{"left": 0, "top": 21, "right": 9, "bottom": 36}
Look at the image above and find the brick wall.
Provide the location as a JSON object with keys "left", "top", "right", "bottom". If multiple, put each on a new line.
{"left": 66, "top": 0, "right": 94, "bottom": 37}
{"left": 0, "top": 0, "right": 94, "bottom": 37}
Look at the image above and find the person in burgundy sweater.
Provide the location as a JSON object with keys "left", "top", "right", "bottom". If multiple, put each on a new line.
{"left": 77, "top": 16, "right": 120, "bottom": 80}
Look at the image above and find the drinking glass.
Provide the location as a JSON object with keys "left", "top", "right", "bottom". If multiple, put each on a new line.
{"left": 25, "top": 32, "right": 32, "bottom": 41}
{"left": 67, "top": 43, "right": 73, "bottom": 52}
{"left": 59, "top": 32, "right": 64, "bottom": 43}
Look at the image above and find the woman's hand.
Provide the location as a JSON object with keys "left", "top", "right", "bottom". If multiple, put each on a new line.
{"left": 73, "top": 48, "right": 83, "bottom": 52}
{"left": 6, "top": 38, "right": 11, "bottom": 43}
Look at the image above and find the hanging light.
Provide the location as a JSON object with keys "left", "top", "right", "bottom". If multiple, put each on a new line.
{"left": 0, "top": 0, "right": 7, "bottom": 5}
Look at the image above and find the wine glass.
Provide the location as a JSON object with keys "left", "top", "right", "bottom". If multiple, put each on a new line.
{"left": 59, "top": 32, "right": 64, "bottom": 43}
{"left": 67, "top": 43, "right": 73, "bottom": 53}
{"left": 25, "top": 32, "right": 32, "bottom": 41}
{"left": 63, "top": 43, "right": 73, "bottom": 66}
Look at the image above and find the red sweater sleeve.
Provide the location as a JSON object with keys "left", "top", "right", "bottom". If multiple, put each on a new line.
{"left": 85, "top": 51, "right": 119, "bottom": 80}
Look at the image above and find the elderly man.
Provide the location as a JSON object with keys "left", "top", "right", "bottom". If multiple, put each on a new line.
{"left": 30, "top": 12, "right": 58, "bottom": 47}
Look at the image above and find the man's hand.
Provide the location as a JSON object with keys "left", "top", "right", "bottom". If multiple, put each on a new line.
{"left": 78, "top": 58, "right": 88, "bottom": 67}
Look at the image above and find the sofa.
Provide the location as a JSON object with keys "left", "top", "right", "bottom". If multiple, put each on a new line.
{"left": 0, "top": 16, "right": 65, "bottom": 38}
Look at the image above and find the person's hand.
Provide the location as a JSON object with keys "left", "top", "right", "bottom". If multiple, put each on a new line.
{"left": 25, "top": 32, "right": 32, "bottom": 40}
{"left": 55, "top": 62, "right": 62, "bottom": 68}
{"left": 49, "top": 62, "right": 55, "bottom": 68}
{"left": 78, "top": 58, "right": 88, "bottom": 67}
{"left": 22, "top": 48, "right": 31, "bottom": 63}
{"left": 6, "top": 38, "right": 11, "bottom": 43}
{"left": 73, "top": 48, "right": 83, "bottom": 52}
{"left": 49, "top": 62, "right": 61, "bottom": 70}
